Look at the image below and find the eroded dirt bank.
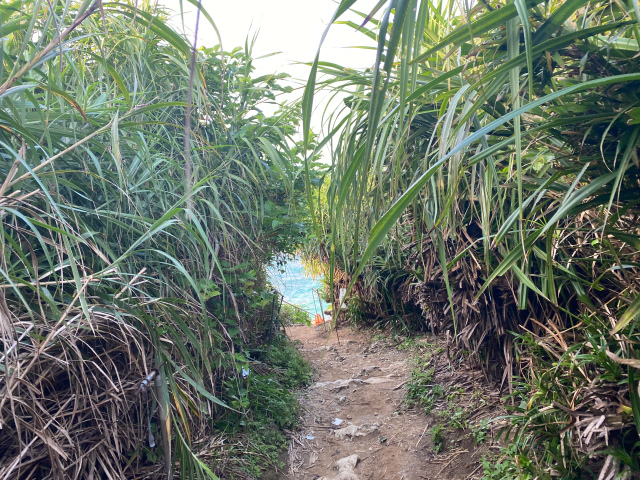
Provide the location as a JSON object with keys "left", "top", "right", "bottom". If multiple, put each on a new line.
{"left": 278, "top": 324, "right": 505, "bottom": 480}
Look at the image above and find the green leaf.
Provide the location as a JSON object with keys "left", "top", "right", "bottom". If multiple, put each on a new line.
{"left": 411, "top": 0, "right": 542, "bottom": 64}
{"left": 612, "top": 296, "right": 640, "bottom": 334}
{"left": 347, "top": 72, "right": 640, "bottom": 295}
{"left": 629, "top": 367, "right": 640, "bottom": 435}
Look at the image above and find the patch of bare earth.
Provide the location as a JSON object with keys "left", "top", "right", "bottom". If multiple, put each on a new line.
{"left": 278, "top": 323, "right": 506, "bottom": 480}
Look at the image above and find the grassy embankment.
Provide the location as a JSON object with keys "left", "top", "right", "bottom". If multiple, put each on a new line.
{"left": 0, "top": 1, "right": 316, "bottom": 478}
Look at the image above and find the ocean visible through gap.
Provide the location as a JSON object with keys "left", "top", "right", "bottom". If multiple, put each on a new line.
{"left": 267, "top": 256, "right": 328, "bottom": 320}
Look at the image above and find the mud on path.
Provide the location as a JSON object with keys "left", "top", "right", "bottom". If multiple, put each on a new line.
{"left": 278, "top": 324, "right": 505, "bottom": 480}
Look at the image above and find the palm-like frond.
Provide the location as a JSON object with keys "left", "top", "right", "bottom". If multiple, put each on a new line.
{"left": 304, "top": 0, "right": 640, "bottom": 475}
{"left": 1, "top": 1, "right": 309, "bottom": 478}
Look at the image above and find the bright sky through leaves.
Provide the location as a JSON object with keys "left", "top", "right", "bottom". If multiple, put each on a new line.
{"left": 161, "top": 0, "right": 378, "bottom": 77}
{"left": 160, "top": 0, "right": 379, "bottom": 129}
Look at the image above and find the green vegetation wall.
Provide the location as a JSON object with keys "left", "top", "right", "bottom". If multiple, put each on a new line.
{"left": 0, "top": 1, "right": 314, "bottom": 478}
{"left": 303, "top": 0, "right": 640, "bottom": 477}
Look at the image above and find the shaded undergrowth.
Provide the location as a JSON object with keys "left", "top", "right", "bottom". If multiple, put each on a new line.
{"left": 400, "top": 337, "right": 503, "bottom": 464}
{"left": 401, "top": 330, "right": 640, "bottom": 479}
{"left": 210, "top": 335, "right": 313, "bottom": 479}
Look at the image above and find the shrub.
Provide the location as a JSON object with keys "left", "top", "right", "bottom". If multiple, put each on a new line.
{"left": 278, "top": 303, "right": 312, "bottom": 326}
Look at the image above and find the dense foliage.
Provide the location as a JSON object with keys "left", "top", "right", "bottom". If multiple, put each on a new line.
{"left": 0, "top": 1, "right": 316, "bottom": 478}
{"left": 303, "top": 0, "right": 640, "bottom": 477}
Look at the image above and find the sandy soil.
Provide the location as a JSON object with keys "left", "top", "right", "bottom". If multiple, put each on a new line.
{"left": 275, "top": 323, "right": 505, "bottom": 480}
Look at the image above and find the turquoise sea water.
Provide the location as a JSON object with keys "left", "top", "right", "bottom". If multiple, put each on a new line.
{"left": 267, "top": 257, "right": 328, "bottom": 319}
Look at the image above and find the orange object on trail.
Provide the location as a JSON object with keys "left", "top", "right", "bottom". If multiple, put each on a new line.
{"left": 313, "top": 314, "right": 324, "bottom": 325}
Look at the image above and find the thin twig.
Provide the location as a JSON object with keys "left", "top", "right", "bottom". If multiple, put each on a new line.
{"left": 183, "top": 0, "right": 202, "bottom": 212}
{"left": 0, "top": 0, "right": 101, "bottom": 97}
{"left": 415, "top": 423, "right": 429, "bottom": 448}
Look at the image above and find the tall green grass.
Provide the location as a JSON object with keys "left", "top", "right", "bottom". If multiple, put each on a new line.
{"left": 0, "top": 1, "right": 311, "bottom": 478}
{"left": 303, "top": 0, "right": 640, "bottom": 476}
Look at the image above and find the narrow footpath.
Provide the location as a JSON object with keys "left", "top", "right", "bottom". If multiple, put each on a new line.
{"left": 280, "top": 324, "right": 505, "bottom": 480}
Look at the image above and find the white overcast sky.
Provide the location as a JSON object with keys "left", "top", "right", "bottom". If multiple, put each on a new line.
{"left": 159, "top": 0, "right": 379, "bottom": 121}
{"left": 160, "top": 0, "right": 378, "bottom": 75}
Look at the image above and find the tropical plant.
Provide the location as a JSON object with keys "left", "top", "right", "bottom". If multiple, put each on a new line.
{"left": 279, "top": 303, "right": 313, "bottom": 325}
{"left": 302, "top": 0, "right": 640, "bottom": 476}
{"left": 0, "top": 1, "right": 314, "bottom": 478}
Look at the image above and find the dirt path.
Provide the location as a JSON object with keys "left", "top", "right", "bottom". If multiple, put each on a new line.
{"left": 280, "top": 324, "right": 503, "bottom": 480}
